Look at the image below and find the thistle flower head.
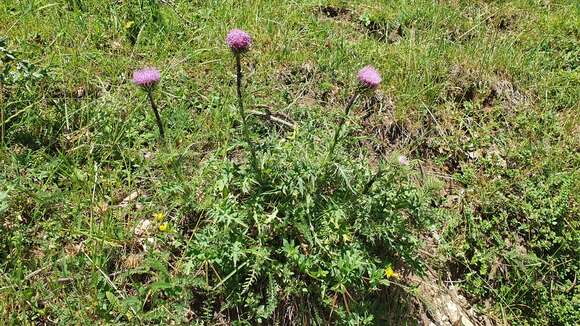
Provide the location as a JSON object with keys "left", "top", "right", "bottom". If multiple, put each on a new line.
{"left": 357, "top": 65, "right": 382, "bottom": 89}
{"left": 398, "top": 155, "right": 409, "bottom": 166}
{"left": 132, "top": 68, "right": 160, "bottom": 88}
{"left": 226, "top": 29, "right": 252, "bottom": 53}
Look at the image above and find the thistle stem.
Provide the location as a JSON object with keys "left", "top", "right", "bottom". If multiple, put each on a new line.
{"left": 235, "top": 52, "right": 259, "bottom": 172}
{"left": 1, "top": 82, "right": 4, "bottom": 147}
{"left": 1, "top": 103, "right": 4, "bottom": 147}
{"left": 1, "top": 106, "right": 4, "bottom": 147}
{"left": 326, "top": 91, "right": 360, "bottom": 162}
{"left": 147, "top": 89, "right": 165, "bottom": 140}
{"left": 363, "top": 166, "right": 384, "bottom": 194}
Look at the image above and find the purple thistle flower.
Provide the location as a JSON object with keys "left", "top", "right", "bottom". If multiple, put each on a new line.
{"left": 132, "top": 68, "right": 164, "bottom": 139}
{"left": 357, "top": 65, "right": 382, "bottom": 89}
{"left": 132, "top": 68, "right": 161, "bottom": 88}
{"left": 398, "top": 155, "right": 409, "bottom": 166}
{"left": 226, "top": 29, "right": 252, "bottom": 52}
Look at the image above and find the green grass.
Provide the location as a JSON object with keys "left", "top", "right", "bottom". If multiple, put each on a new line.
{"left": 1, "top": 0, "right": 578, "bottom": 324}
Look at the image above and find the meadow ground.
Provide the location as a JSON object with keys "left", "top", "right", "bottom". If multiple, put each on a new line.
{"left": 0, "top": 0, "right": 578, "bottom": 325}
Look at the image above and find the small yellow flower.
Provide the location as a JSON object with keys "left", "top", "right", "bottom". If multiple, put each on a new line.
{"left": 384, "top": 265, "right": 400, "bottom": 280}
{"left": 158, "top": 222, "right": 169, "bottom": 232}
{"left": 124, "top": 21, "right": 135, "bottom": 30}
{"left": 153, "top": 212, "right": 165, "bottom": 222}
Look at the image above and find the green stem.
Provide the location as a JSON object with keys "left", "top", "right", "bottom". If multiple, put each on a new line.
{"left": 1, "top": 101, "right": 4, "bottom": 147}
{"left": 1, "top": 82, "right": 4, "bottom": 147}
{"left": 326, "top": 91, "right": 360, "bottom": 163}
{"left": 363, "top": 166, "right": 384, "bottom": 194}
{"left": 235, "top": 53, "right": 259, "bottom": 172}
{"left": 147, "top": 89, "right": 165, "bottom": 140}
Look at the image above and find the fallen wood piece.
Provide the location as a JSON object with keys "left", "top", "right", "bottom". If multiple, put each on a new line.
{"left": 249, "top": 105, "right": 295, "bottom": 130}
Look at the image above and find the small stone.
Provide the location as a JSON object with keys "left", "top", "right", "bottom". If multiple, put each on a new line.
{"left": 134, "top": 219, "right": 152, "bottom": 236}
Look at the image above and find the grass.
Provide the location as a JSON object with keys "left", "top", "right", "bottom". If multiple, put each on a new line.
{"left": 1, "top": 0, "right": 578, "bottom": 324}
